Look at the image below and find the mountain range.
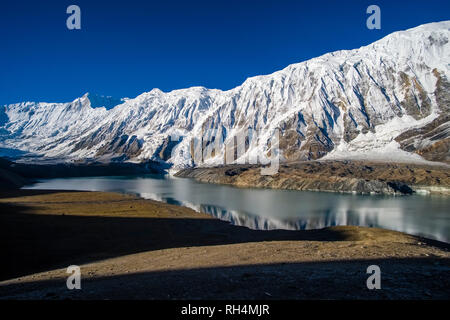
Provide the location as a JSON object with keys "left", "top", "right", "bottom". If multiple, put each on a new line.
{"left": 1, "top": 21, "right": 449, "bottom": 168}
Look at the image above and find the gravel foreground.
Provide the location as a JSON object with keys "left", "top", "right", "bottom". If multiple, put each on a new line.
{"left": 0, "top": 190, "right": 449, "bottom": 300}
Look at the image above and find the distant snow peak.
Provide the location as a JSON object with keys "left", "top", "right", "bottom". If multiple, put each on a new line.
{"left": 1, "top": 21, "right": 449, "bottom": 166}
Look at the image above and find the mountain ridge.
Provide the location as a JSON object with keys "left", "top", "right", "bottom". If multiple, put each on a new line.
{"left": 1, "top": 21, "right": 449, "bottom": 167}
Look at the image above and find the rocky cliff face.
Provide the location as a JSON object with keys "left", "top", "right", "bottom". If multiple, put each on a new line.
{"left": 1, "top": 21, "right": 449, "bottom": 167}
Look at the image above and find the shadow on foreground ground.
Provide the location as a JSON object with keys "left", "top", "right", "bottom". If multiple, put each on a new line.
{"left": 1, "top": 190, "right": 449, "bottom": 299}
{"left": 0, "top": 200, "right": 368, "bottom": 281}
{"left": 1, "top": 258, "right": 449, "bottom": 299}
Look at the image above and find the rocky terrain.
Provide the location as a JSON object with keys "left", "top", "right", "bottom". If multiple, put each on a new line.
{"left": 175, "top": 161, "right": 450, "bottom": 195}
{"left": 1, "top": 22, "right": 449, "bottom": 167}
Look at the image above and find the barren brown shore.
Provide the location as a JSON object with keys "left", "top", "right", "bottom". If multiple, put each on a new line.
{"left": 175, "top": 161, "right": 450, "bottom": 195}
{"left": 0, "top": 190, "right": 449, "bottom": 300}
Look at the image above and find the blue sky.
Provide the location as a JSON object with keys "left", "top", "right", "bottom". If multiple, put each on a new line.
{"left": 0, "top": 0, "right": 449, "bottom": 105}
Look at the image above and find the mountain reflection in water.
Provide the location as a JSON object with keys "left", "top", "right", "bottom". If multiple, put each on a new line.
{"left": 24, "top": 174, "right": 450, "bottom": 243}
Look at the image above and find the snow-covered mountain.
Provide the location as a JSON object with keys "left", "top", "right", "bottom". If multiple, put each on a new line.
{"left": 1, "top": 21, "right": 449, "bottom": 167}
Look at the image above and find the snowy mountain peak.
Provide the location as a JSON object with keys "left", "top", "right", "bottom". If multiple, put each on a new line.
{"left": 1, "top": 21, "right": 449, "bottom": 166}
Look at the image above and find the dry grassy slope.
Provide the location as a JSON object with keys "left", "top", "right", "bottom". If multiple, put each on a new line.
{"left": 0, "top": 190, "right": 449, "bottom": 299}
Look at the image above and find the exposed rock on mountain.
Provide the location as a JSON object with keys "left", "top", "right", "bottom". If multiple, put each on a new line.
{"left": 1, "top": 22, "right": 449, "bottom": 167}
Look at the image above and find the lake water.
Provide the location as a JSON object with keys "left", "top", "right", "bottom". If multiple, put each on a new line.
{"left": 24, "top": 174, "right": 450, "bottom": 243}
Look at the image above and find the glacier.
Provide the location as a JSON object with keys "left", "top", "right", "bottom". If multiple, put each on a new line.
{"left": 1, "top": 21, "right": 449, "bottom": 168}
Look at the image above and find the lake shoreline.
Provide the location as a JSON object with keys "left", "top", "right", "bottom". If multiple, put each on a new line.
{"left": 0, "top": 189, "right": 449, "bottom": 299}
{"left": 175, "top": 160, "right": 450, "bottom": 196}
